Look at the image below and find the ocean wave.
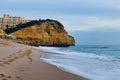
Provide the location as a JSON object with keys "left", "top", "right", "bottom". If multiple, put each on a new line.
{"left": 39, "top": 46, "right": 119, "bottom": 61}
{"left": 39, "top": 46, "right": 120, "bottom": 80}
{"left": 79, "top": 46, "right": 109, "bottom": 49}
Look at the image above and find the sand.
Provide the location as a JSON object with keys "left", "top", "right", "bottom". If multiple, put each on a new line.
{"left": 0, "top": 39, "right": 88, "bottom": 80}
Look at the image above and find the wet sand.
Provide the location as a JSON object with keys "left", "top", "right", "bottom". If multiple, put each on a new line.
{"left": 0, "top": 39, "right": 88, "bottom": 80}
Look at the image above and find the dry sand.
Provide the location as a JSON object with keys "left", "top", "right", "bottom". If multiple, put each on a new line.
{"left": 0, "top": 39, "right": 88, "bottom": 80}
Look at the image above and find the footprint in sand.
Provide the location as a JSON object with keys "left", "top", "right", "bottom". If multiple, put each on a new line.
{"left": 0, "top": 74, "right": 12, "bottom": 80}
{"left": 0, "top": 61, "right": 4, "bottom": 66}
{"left": 3, "top": 61, "right": 10, "bottom": 65}
{"left": 0, "top": 53, "right": 19, "bottom": 66}
{"left": 15, "top": 76, "right": 23, "bottom": 80}
{"left": 0, "top": 49, "right": 32, "bottom": 67}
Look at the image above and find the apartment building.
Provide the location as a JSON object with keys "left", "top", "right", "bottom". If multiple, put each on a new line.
{"left": 0, "top": 14, "right": 31, "bottom": 30}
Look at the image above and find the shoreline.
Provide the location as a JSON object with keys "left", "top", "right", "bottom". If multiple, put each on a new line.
{"left": 0, "top": 39, "right": 88, "bottom": 80}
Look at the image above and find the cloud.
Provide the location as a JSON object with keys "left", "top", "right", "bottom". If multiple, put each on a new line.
{"left": 1, "top": 0, "right": 120, "bottom": 12}
{"left": 1, "top": 0, "right": 120, "bottom": 31}
{"left": 0, "top": 0, "right": 120, "bottom": 17}
{"left": 60, "top": 15, "right": 120, "bottom": 31}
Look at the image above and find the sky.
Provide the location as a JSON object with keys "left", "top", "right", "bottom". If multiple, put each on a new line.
{"left": 0, "top": 0, "right": 120, "bottom": 45}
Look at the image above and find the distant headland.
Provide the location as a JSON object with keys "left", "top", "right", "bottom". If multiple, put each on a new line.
{"left": 0, "top": 14, "right": 75, "bottom": 47}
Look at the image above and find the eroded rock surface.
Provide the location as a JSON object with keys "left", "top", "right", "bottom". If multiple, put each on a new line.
{"left": 11, "top": 21, "right": 75, "bottom": 46}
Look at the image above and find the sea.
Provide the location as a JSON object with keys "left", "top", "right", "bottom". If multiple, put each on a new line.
{"left": 39, "top": 32, "right": 120, "bottom": 80}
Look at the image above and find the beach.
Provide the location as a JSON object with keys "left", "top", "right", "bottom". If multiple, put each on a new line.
{"left": 0, "top": 39, "right": 87, "bottom": 80}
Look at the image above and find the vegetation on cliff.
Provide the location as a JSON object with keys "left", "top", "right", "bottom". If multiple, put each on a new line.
{"left": 4, "top": 19, "right": 64, "bottom": 34}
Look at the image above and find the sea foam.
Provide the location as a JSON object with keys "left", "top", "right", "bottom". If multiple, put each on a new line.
{"left": 39, "top": 46, "right": 120, "bottom": 80}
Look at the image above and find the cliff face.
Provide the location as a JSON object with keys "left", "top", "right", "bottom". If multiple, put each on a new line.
{"left": 0, "top": 29, "right": 8, "bottom": 38}
{"left": 11, "top": 21, "right": 75, "bottom": 46}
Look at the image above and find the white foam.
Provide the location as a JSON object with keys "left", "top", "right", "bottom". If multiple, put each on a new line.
{"left": 39, "top": 46, "right": 120, "bottom": 80}
{"left": 41, "top": 58, "right": 94, "bottom": 80}
{"left": 39, "top": 46, "right": 116, "bottom": 61}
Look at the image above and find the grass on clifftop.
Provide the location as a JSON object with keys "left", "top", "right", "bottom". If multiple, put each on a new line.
{"left": 4, "top": 19, "right": 64, "bottom": 34}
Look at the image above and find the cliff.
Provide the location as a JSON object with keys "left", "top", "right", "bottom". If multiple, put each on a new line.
{"left": 11, "top": 20, "right": 75, "bottom": 46}
{"left": 0, "top": 29, "right": 8, "bottom": 38}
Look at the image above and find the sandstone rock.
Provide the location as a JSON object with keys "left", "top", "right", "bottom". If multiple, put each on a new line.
{"left": 0, "top": 29, "right": 8, "bottom": 38}
{"left": 11, "top": 21, "right": 75, "bottom": 46}
{"left": 7, "top": 35, "right": 16, "bottom": 39}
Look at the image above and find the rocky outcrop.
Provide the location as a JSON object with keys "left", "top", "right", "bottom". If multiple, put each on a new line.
{"left": 0, "top": 29, "right": 8, "bottom": 38}
{"left": 11, "top": 21, "right": 75, "bottom": 46}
